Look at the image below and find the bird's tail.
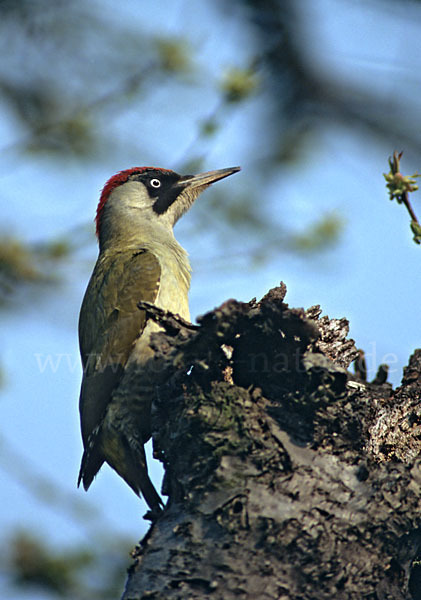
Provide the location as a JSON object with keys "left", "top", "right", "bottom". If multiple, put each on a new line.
{"left": 111, "top": 436, "right": 164, "bottom": 516}
{"left": 77, "top": 427, "right": 105, "bottom": 490}
{"left": 99, "top": 424, "right": 164, "bottom": 516}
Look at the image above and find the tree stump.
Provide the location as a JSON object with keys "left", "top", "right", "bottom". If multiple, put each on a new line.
{"left": 123, "top": 284, "right": 421, "bottom": 600}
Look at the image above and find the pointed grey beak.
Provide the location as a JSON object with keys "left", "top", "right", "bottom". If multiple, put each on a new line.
{"left": 178, "top": 166, "right": 241, "bottom": 189}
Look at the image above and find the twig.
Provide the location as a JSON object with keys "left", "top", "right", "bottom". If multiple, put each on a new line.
{"left": 384, "top": 151, "right": 421, "bottom": 244}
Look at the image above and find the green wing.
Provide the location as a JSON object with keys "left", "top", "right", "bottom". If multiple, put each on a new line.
{"left": 78, "top": 248, "right": 161, "bottom": 446}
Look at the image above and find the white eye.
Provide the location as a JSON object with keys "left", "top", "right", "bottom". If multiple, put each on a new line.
{"left": 150, "top": 178, "right": 161, "bottom": 188}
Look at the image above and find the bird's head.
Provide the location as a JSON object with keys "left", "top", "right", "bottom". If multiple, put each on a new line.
{"left": 95, "top": 166, "right": 240, "bottom": 251}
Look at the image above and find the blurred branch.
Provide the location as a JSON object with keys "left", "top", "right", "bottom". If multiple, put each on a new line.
{"left": 8, "top": 530, "right": 131, "bottom": 599}
{"left": 0, "top": 0, "right": 194, "bottom": 159}
{"left": 0, "top": 225, "right": 92, "bottom": 304}
{"left": 0, "top": 67, "right": 154, "bottom": 158}
{"left": 0, "top": 432, "right": 104, "bottom": 538}
{"left": 231, "top": 0, "right": 421, "bottom": 163}
{"left": 174, "top": 63, "right": 259, "bottom": 173}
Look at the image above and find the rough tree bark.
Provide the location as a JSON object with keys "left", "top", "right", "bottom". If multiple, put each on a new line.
{"left": 122, "top": 284, "right": 421, "bottom": 600}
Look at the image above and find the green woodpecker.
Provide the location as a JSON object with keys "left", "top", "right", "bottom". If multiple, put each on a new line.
{"left": 78, "top": 165, "right": 240, "bottom": 514}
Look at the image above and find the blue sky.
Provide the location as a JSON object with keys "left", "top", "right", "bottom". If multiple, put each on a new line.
{"left": 1, "top": 0, "right": 421, "bottom": 595}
